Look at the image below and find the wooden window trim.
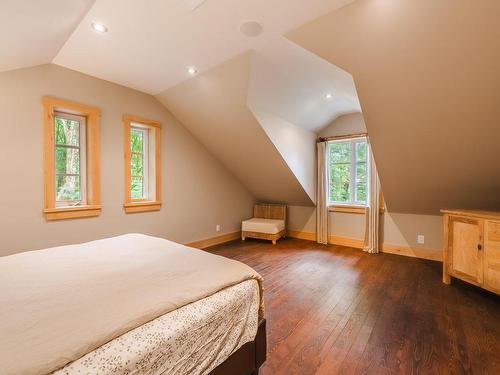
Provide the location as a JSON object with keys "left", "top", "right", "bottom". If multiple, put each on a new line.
{"left": 328, "top": 204, "right": 385, "bottom": 215}
{"left": 329, "top": 205, "right": 367, "bottom": 214}
{"left": 42, "top": 96, "right": 101, "bottom": 220}
{"left": 123, "top": 114, "right": 161, "bottom": 213}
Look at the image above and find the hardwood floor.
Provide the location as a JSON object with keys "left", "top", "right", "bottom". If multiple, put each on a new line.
{"left": 208, "top": 238, "right": 500, "bottom": 375}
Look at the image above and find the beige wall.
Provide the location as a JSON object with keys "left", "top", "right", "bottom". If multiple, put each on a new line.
{"left": 289, "top": 0, "right": 500, "bottom": 214}
{"left": 0, "top": 64, "right": 255, "bottom": 256}
{"left": 157, "top": 53, "right": 313, "bottom": 206}
{"left": 288, "top": 205, "right": 316, "bottom": 233}
{"left": 288, "top": 206, "right": 443, "bottom": 252}
{"left": 288, "top": 112, "right": 443, "bottom": 252}
{"left": 251, "top": 110, "right": 316, "bottom": 203}
{"left": 290, "top": 113, "right": 369, "bottom": 240}
{"left": 330, "top": 212, "right": 366, "bottom": 239}
{"left": 319, "top": 112, "right": 366, "bottom": 137}
{"left": 383, "top": 213, "right": 442, "bottom": 251}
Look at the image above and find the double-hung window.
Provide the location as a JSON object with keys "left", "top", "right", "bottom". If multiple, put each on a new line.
{"left": 123, "top": 115, "right": 161, "bottom": 213}
{"left": 54, "top": 112, "right": 87, "bottom": 206}
{"left": 327, "top": 137, "right": 368, "bottom": 208}
{"left": 43, "top": 97, "right": 101, "bottom": 220}
{"left": 130, "top": 126, "right": 149, "bottom": 199}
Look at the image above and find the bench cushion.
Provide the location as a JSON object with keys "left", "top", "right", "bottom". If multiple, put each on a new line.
{"left": 242, "top": 218, "right": 285, "bottom": 235}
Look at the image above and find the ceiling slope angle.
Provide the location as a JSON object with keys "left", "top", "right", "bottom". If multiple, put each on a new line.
{"left": 156, "top": 52, "right": 314, "bottom": 206}
{"left": 0, "top": 0, "right": 95, "bottom": 72}
{"left": 287, "top": 0, "right": 500, "bottom": 214}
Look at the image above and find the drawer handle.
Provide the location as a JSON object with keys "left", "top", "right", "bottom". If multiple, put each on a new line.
{"left": 478, "top": 244, "right": 482, "bottom": 251}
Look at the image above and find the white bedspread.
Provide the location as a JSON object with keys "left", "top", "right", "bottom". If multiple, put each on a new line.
{"left": 0, "top": 234, "right": 263, "bottom": 375}
{"left": 53, "top": 279, "right": 259, "bottom": 375}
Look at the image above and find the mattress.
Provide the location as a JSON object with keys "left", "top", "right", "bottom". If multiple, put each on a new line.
{"left": 242, "top": 218, "right": 285, "bottom": 234}
{"left": 0, "top": 234, "right": 263, "bottom": 375}
{"left": 53, "top": 279, "right": 260, "bottom": 375}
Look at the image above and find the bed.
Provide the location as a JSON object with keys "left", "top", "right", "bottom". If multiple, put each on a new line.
{"left": 0, "top": 234, "right": 266, "bottom": 375}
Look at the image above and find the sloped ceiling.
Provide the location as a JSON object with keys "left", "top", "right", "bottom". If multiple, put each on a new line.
{"left": 0, "top": 0, "right": 95, "bottom": 72}
{"left": 0, "top": 0, "right": 366, "bottom": 208}
{"left": 250, "top": 109, "right": 316, "bottom": 203}
{"left": 248, "top": 39, "right": 360, "bottom": 132}
{"left": 156, "top": 53, "right": 315, "bottom": 206}
{"left": 288, "top": 0, "right": 500, "bottom": 214}
{"left": 53, "top": 0, "right": 354, "bottom": 94}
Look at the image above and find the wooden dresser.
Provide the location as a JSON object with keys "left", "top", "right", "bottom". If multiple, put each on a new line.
{"left": 442, "top": 209, "right": 500, "bottom": 294}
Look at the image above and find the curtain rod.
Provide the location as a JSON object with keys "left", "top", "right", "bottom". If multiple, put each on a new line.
{"left": 317, "top": 132, "right": 368, "bottom": 143}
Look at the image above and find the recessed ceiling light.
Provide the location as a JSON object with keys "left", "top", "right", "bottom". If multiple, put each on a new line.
{"left": 91, "top": 22, "right": 108, "bottom": 33}
{"left": 325, "top": 93, "right": 333, "bottom": 99}
{"left": 187, "top": 67, "right": 198, "bottom": 75}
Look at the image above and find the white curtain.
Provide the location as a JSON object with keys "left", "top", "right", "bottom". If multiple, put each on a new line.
{"left": 363, "top": 144, "right": 381, "bottom": 254}
{"left": 316, "top": 141, "right": 328, "bottom": 244}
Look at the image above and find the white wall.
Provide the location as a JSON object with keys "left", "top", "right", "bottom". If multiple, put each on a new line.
{"left": 0, "top": 64, "right": 255, "bottom": 255}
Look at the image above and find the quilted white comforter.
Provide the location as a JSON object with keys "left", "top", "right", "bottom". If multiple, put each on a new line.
{"left": 0, "top": 234, "right": 263, "bottom": 375}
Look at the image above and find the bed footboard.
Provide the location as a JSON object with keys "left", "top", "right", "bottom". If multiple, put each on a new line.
{"left": 209, "top": 319, "right": 267, "bottom": 375}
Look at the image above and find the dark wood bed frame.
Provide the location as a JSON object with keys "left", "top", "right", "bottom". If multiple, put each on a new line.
{"left": 209, "top": 319, "right": 266, "bottom": 375}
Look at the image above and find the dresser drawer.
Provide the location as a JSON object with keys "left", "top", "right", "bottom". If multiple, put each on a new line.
{"left": 485, "top": 241, "right": 500, "bottom": 293}
{"left": 487, "top": 221, "right": 500, "bottom": 243}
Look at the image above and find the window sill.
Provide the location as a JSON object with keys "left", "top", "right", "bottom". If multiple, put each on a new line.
{"left": 328, "top": 205, "right": 386, "bottom": 215}
{"left": 44, "top": 205, "right": 101, "bottom": 221}
{"left": 124, "top": 201, "right": 161, "bottom": 213}
{"left": 329, "top": 205, "right": 367, "bottom": 214}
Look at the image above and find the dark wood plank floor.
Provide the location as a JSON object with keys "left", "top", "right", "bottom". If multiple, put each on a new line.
{"left": 208, "top": 238, "right": 500, "bottom": 375}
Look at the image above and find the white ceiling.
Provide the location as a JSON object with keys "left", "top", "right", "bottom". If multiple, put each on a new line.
{"left": 52, "top": 0, "right": 354, "bottom": 94}
{"left": 0, "top": 0, "right": 95, "bottom": 72}
{"left": 248, "top": 39, "right": 360, "bottom": 132}
{"left": 1, "top": 0, "right": 359, "bottom": 132}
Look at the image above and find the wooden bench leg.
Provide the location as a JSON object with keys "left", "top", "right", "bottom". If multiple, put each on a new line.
{"left": 242, "top": 237, "right": 246, "bottom": 241}
{"left": 272, "top": 240, "right": 276, "bottom": 245}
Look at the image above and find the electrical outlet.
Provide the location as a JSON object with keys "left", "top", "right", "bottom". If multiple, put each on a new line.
{"left": 417, "top": 235, "right": 425, "bottom": 245}
{"left": 216, "top": 224, "right": 221, "bottom": 232}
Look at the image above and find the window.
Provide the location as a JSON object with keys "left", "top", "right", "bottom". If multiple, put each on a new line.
{"left": 43, "top": 97, "right": 101, "bottom": 220}
{"left": 54, "top": 112, "right": 87, "bottom": 206}
{"left": 327, "top": 137, "right": 368, "bottom": 208}
{"left": 123, "top": 115, "right": 161, "bottom": 213}
{"left": 130, "top": 127, "right": 148, "bottom": 199}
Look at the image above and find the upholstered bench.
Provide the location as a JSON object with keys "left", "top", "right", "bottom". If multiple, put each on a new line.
{"left": 241, "top": 204, "right": 286, "bottom": 245}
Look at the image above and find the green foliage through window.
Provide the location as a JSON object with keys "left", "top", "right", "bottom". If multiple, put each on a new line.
{"left": 55, "top": 116, "right": 82, "bottom": 202}
{"left": 130, "top": 128, "right": 146, "bottom": 199}
{"left": 328, "top": 138, "right": 368, "bottom": 205}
